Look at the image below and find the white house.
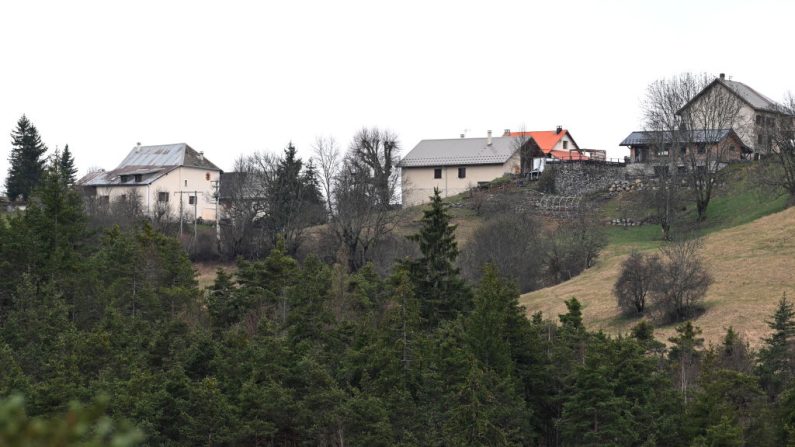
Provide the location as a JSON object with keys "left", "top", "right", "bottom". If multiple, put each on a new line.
{"left": 398, "top": 128, "right": 587, "bottom": 206}
{"left": 79, "top": 143, "right": 222, "bottom": 221}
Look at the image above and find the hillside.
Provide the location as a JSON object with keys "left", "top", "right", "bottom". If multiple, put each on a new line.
{"left": 520, "top": 205, "right": 795, "bottom": 347}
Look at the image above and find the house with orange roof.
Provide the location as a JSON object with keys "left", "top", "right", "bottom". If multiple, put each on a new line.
{"left": 508, "top": 127, "right": 589, "bottom": 161}
{"left": 398, "top": 127, "right": 591, "bottom": 205}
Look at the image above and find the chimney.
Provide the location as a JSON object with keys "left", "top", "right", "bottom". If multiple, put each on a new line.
{"left": 556, "top": 126, "right": 562, "bottom": 134}
{"left": 719, "top": 73, "right": 725, "bottom": 81}
{"left": 487, "top": 130, "right": 492, "bottom": 146}
{"left": 503, "top": 129, "right": 511, "bottom": 136}
{"left": 135, "top": 142, "right": 141, "bottom": 152}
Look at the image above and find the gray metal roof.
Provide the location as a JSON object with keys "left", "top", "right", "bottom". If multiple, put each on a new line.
{"left": 620, "top": 129, "right": 736, "bottom": 146}
{"left": 722, "top": 80, "right": 781, "bottom": 112}
{"left": 79, "top": 143, "right": 221, "bottom": 186}
{"left": 398, "top": 136, "right": 518, "bottom": 168}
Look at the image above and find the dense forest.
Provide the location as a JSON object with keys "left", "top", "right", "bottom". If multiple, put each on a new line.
{"left": 2, "top": 150, "right": 795, "bottom": 447}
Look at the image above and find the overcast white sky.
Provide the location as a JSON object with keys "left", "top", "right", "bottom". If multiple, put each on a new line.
{"left": 1, "top": 0, "right": 793, "bottom": 181}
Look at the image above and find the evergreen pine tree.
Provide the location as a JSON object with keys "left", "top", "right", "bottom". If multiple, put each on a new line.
{"left": 668, "top": 321, "right": 704, "bottom": 404}
{"left": 407, "top": 187, "right": 470, "bottom": 327}
{"left": 758, "top": 294, "right": 795, "bottom": 399}
{"left": 5, "top": 115, "right": 47, "bottom": 201}
{"left": 58, "top": 144, "right": 77, "bottom": 185}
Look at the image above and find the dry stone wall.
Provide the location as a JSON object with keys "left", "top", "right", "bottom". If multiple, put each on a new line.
{"left": 552, "top": 162, "right": 628, "bottom": 196}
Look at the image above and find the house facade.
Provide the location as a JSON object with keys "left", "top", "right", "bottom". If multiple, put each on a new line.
{"left": 619, "top": 129, "right": 750, "bottom": 175}
{"left": 678, "top": 74, "right": 794, "bottom": 155}
{"left": 508, "top": 127, "right": 588, "bottom": 161}
{"left": 399, "top": 128, "right": 587, "bottom": 205}
{"left": 78, "top": 143, "right": 222, "bottom": 221}
{"left": 398, "top": 132, "right": 520, "bottom": 206}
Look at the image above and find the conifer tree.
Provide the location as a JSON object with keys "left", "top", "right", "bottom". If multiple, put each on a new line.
{"left": 6, "top": 115, "right": 47, "bottom": 201}
{"left": 669, "top": 321, "right": 704, "bottom": 404}
{"left": 407, "top": 187, "right": 470, "bottom": 327}
{"left": 58, "top": 144, "right": 77, "bottom": 185}
{"left": 758, "top": 294, "right": 795, "bottom": 399}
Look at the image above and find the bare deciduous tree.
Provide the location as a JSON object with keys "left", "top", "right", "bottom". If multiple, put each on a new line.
{"left": 757, "top": 94, "right": 795, "bottom": 201}
{"left": 459, "top": 212, "right": 546, "bottom": 293}
{"left": 614, "top": 250, "right": 660, "bottom": 315}
{"left": 653, "top": 237, "right": 713, "bottom": 322}
{"left": 312, "top": 136, "right": 341, "bottom": 216}
{"left": 219, "top": 152, "right": 276, "bottom": 258}
{"left": 544, "top": 212, "right": 607, "bottom": 284}
{"left": 329, "top": 127, "right": 403, "bottom": 271}
{"left": 643, "top": 73, "right": 745, "bottom": 230}
{"left": 348, "top": 127, "right": 400, "bottom": 207}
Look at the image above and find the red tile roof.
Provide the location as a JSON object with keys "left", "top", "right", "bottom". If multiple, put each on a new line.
{"left": 509, "top": 130, "right": 572, "bottom": 154}
{"left": 509, "top": 129, "right": 587, "bottom": 160}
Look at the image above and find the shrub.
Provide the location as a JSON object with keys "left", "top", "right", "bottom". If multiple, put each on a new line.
{"left": 652, "top": 237, "right": 713, "bottom": 322}
{"left": 460, "top": 212, "right": 546, "bottom": 293}
{"left": 614, "top": 251, "right": 660, "bottom": 315}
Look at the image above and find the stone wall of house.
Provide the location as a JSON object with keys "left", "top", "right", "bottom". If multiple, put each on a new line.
{"left": 551, "top": 162, "right": 628, "bottom": 196}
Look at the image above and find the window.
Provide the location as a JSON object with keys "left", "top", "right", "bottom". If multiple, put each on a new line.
{"left": 120, "top": 175, "right": 130, "bottom": 183}
{"left": 434, "top": 168, "right": 442, "bottom": 179}
{"left": 458, "top": 167, "right": 466, "bottom": 178}
{"left": 134, "top": 174, "right": 142, "bottom": 182}
{"left": 184, "top": 180, "right": 188, "bottom": 187}
{"left": 679, "top": 145, "right": 686, "bottom": 155}
{"left": 158, "top": 192, "right": 169, "bottom": 202}
{"left": 188, "top": 195, "right": 196, "bottom": 205}
{"left": 697, "top": 144, "right": 706, "bottom": 154}
{"left": 756, "top": 115, "right": 763, "bottom": 125}
{"left": 563, "top": 140, "right": 568, "bottom": 149}
{"left": 205, "top": 172, "right": 210, "bottom": 181}
{"left": 99, "top": 195, "right": 110, "bottom": 205}
{"left": 758, "top": 134, "right": 764, "bottom": 144}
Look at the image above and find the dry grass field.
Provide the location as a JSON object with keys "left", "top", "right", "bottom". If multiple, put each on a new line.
{"left": 520, "top": 206, "right": 795, "bottom": 347}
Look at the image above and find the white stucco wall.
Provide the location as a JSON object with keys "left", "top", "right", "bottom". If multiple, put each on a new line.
{"left": 401, "top": 155, "right": 520, "bottom": 206}
{"left": 95, "top": 166, "right": 221, "bottom": 220}
{"left": 552, "top": 134, "right": 579, "bottom": 151}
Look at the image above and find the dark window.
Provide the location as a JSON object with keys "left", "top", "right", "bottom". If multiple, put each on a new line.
{"left": 756, "top": 115, "right": 763, "bottom": 125}
{"left": 680, "top": 145, "right": 687, "bottom": 155}
{"left": 158, "top": 192, "right": 169, "bottom": 202}
{"left": 120, "top": 175, "right": 129, "bottom": 183}
{"left": 189, "top": 195, "right": 196, "bottom": 205}
{"left": 697, "top": 144, "right": 706, "bottom": 154}
{"left": 563, "top": 141, "right": 568, "bottom": 149}
{"left": 434, "top": 168, "right": 442, "bottom": 179}
{"left": 458, "top": 167, "right": 466, "bottom": 179}
{"left": 99, "top": 195, "right": 110, "bottom": 205}
{"left": 758, "top": 134, "right": 764, "bottom": 144}
{"left": 205, "top": 172, "right": 210, "bottom": 181}
{"left": 134, "top": 174, "right": 142, "bottom": 182}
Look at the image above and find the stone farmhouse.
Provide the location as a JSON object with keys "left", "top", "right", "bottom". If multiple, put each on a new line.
{"left": 678, "top": 73, "right": 793, "bottom": 156}
{"left": 620, "top": 129, "right": 750, "bottom": 175}
{"left": 78, "top": 143, "right": 222, "bottom": 221}
{"left": 398, "top": 127, "right": 590, "bottom": 205}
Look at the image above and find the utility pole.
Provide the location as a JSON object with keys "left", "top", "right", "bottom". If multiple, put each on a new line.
{"left": 174, "top": 190, "right": 200, "bottom": 247}
{"left": 210, "top": 179, "right": 221, "bottom": 252}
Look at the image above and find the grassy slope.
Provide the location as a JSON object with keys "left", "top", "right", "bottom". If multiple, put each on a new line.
{"left": 520, "top": 170, "right": 793, "bottom": 347}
